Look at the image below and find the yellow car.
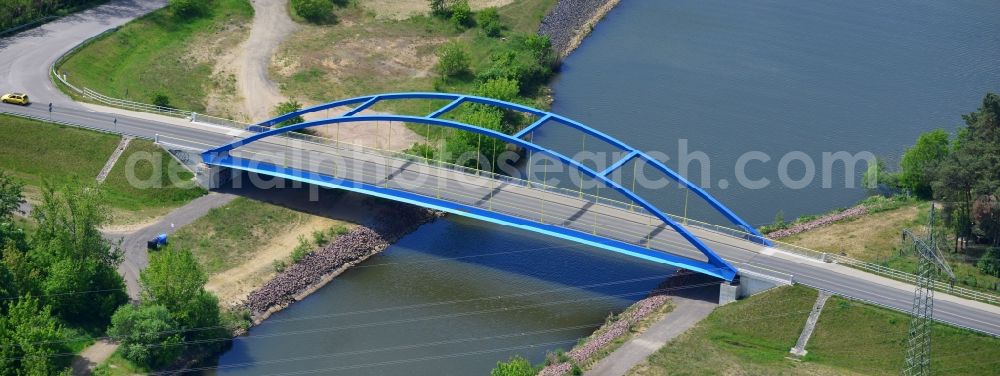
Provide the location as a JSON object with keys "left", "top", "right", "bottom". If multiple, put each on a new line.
{"left": 1, "top": 93, "right": 30, "bottom": 105}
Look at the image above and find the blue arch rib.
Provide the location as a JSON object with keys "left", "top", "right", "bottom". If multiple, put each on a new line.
{"left": 255, "top": 93, "right": 768, "bottom": 245}
{"left": 206, "top": 116, "right": 745, "bottom": 281}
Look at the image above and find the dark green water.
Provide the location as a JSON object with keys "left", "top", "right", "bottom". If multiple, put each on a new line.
{"left": 208, "top": 1, "right": 1000, "bottom": 374}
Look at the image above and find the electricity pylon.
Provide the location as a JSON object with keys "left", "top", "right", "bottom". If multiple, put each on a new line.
{"left": 901, "top": 205, "right": 955, "bottom": 376}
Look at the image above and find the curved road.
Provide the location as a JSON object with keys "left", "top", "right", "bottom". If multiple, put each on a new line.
{"left": 1, "top": 0, "right": 999, "bottom": 341}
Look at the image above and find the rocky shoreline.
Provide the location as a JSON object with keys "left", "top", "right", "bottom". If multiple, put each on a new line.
{"left": 242, "top": 201, "right": 441, "bottom": 325}
{"left": 539, "top": 0, "right": 622, "bottom": 58}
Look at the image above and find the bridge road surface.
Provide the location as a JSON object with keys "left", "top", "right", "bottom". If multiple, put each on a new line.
{"left": 2, "top": 0, "right": 999, "bottom": 337}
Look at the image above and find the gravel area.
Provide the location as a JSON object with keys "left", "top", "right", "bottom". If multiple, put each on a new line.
{"left": 536, "top": 279, "right": 676, "bottom": 376}
{"left": 538, "top": 0, "right": 620, "bottom": 57}
{"left": 766, "top": 205, "right": 868, "bottom": 239}
{"left": 243, "top": 202, "right": 439, "bottom": 316}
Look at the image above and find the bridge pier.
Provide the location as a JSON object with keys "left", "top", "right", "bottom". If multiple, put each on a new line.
{"left": 720, "top": 269, "right": 794, "bottom": 304}
{"left": 196, "top": 163, "right": 231, "bottom": 189}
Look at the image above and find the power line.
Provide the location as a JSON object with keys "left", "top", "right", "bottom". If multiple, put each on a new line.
{"left": 152, "top": 323, "right": 603, "bottom": 375}
{"left": 1, "top": 268, "right": 708, "bottom": 350}
{"left": 1, "top": 279, "right": 724, "bottom": 362}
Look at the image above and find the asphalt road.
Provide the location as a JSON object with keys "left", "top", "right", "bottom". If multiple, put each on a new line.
{"left": 1, "top": 0, "right": 998, "bottom": 338}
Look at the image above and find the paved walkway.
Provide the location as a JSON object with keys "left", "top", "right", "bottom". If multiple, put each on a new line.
{"left": 70, "top": 340, "right": 117, "bottom": 375}
{"left": 584, "top": 296, "right": 717, "bottom": 376}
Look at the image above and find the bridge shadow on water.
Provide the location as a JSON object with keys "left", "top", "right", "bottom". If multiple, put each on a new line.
{"left": 202, "top": 173, "right": 721, "bottom": 375}
{"left": 214, "top": 172, "right": 722, "bottom": 304}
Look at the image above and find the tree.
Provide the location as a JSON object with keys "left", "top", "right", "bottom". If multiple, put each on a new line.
{"left": 862, "top": 157, "right": 898, "bottom": 195}
{"left": 435, "top": 42, "right": 471, "bottom": 78}
{"left": 933, "top": 93, "right": 1000, "bottom": 249}
{"left": 476, "top": 34, "right": 555, "bottom": 93}
{"left": 140, "top": 249, "right": 226, "bottom": 347}
{"left": 450, "top": 0, "right": 473, "bottom": 29}
{"left": 273, "top": 100, "right": 305, "bottom": 128}
{"left": 899, "top": 129, "right": 949, "bottom": 198}
{"left": 476, "top": 7, "right": 503, "bottom": 37}
{"left": 169, "top": 0, "right": 208, "bottom": 19}
{"left": 292, "top": 0, "right": 333, "bottom": 23}
{"left": 31, "top": 185, "right": 127, "bottom": 325}
{"left": 428, "top": 0, "right": 448, "bottom": 17}
{"left": 0, "top": 296, "right": 71, "bottom": 375}
{"left": 979, "top": 247, "right": 1000, "bottom": 278}
{"left": 108, "top": 304, "right": 183, "bottom": 368}
{"left": 491, "top": 355, "right": 535, "bottom": 376}
{"left": 0, "top": 171, "right": 23, "bottom": 222}
{"left": 474, "top": 78, "right": 520, "bottom": 103}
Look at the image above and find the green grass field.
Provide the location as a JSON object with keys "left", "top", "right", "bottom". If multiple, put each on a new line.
{"left": 56, "top": 0, "right": 253, "bottom": 112}
{"left": 0, "top": 115, "right": 204, "bottom": 219}
{"left": 630, "top": 285, "right": 1000, "bottom": 376}
{"left": 0, "top": 114, "right": 119, "bottom": 190}
{"left": 168, "top": 197, "right": 313, "bottom": 275}
{"left": 102, "top": 139, "right": 205, "bottom": 211}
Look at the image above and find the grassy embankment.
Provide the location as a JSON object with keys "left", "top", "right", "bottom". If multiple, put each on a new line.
{"left": 629, "top": 285, "right": 1000, "bottom": 376}
{"left": 97, "top": 197, "right": 353, "bottom": 372}
{"left": 166, "top": 197, "right": 353, "bottom": 307}
{"left": 273, "top": 0, "right": 557, "bottom": 136}
{"left": 781, "top": 199, "right": 1000, "bottom": 294}
{"left": 0, "top": 114, "right": 204, "bottom": 223}
{"left": 56, "top": 0, "right": 253, "bottom": 117}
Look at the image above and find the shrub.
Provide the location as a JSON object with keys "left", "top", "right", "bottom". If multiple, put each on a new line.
{"left": 474, "top": 78, "right": 520, "bottom": 102}
{"left": 979, "top": 247, "right": 1000, "bottom": 278}
{"left": 476, "top": 7, "right": 503, "bottom": 37}
{"left": 152, "top": 93, "right": 173, "bottom": 110}
{"left": 450, "top": 0, "right": 474, "bottom": 29}
{"left": 328, "top": 224, "right": 350, "bottom": 237}
{"left": 292, "top": 0, "right": 333, "bottom": 23}
{"left": 476, "top": 34, "right": 555, "bottom": 93}
{"left": 491, "top": 355, "right": 535, "bottom": 376}
{"left": 312, "top": 229, "right": 329, "bottom": 246}
{"left": 429, "top": 0, "right": 449, "bottom": 17}
{"left": 169, "top": 0, "right": 209, "bottom": 18}
{"left": 435, "top": 42, "right": 471, "bottom": 78}
{"left": 273, "top": 99, "right": 305, "bottom": 127}
{"left": 290, "top": 235, "right": 312, "bottom": 263}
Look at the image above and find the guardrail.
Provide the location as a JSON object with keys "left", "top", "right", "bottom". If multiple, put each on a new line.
{"left": 49, "top": 27, "right": 250, "bottom": 130}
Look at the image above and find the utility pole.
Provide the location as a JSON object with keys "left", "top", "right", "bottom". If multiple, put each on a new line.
{"left": 902, "top": 205, "right": 955, "bottom": 376}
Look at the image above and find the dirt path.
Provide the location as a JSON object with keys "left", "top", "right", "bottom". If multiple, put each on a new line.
{"left": 70, "top": 340, "right": 117, "bottom": 375}
{"left": 237, "top": 0, "right": 299, "bottom": 122}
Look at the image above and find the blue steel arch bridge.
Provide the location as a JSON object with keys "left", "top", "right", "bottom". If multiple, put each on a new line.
{"left": 199, "top": 92, "right": 771, "bottom": 281}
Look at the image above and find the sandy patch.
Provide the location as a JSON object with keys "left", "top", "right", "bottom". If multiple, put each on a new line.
{"left": 360, "top": 0, "right": 514, "bottom": 20}
{"left": 301, "top": 108, "right": 425, "bottom": 151}
{"left": 783, "top": 204, "right": 923, "bottom": 261}
{"left": 184, "top": 12, "right": 253, "bottom": 121}
{"left": 205, "top": 216, "right": 351, "bottom": 307}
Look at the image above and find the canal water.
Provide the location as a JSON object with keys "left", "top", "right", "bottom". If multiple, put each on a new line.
{"left": 207, "top": 0, "right": 1000, "bottom": 374}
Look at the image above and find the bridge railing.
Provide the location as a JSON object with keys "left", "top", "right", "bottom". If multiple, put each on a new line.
{"left": 230, "top": 129, "right": 1000, "bottom": 305}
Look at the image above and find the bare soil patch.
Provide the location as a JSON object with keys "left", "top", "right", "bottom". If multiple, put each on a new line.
{"left": 185, "top": 16, "right": 253, "bottom": 121}
{"left": 205, "top": 215, "right": 350, "bottom": 307}
{"left": 360, "top": 0, "right": 514, "bottom": 20}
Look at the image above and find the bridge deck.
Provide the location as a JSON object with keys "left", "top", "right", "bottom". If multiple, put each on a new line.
{"left": 209, "top": 133, "right": 769, "bottom": 278}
